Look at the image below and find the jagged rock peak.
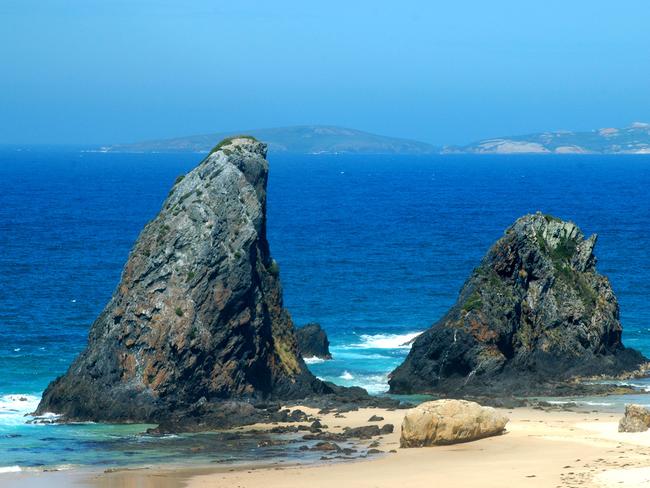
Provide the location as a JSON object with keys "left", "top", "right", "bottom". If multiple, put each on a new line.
{"left": 508, "top": 212, "right": 597, "bottom": 272}
{"left": 389, "top": 212, "right": 646, "bottom": 397}
{"left": 36, "top": 136, "right": 326, "bottom": 423}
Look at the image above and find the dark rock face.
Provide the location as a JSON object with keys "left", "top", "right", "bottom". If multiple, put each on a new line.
{"left": 296, "top": 323, "right": 332, "bottom": 359}
{"left": 36, "top": 137, "right": 329, "bottom": 423}
{"left": 389, "top": 213, "right": 646, "bottom": 397}
{"left": 343, "top": 425, "right": 381, "bottom": 439}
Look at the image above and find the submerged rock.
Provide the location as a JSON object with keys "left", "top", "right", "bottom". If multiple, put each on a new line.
{"left": 296, "top": 323, "right": 332, "bottom": 360}
{"left": 400, "top": 400, "right": 508, "bottom": 447}
{"left": 36, "top": 137, "right": 330, "bottom": 425}
{"left": 618, "top": 404, "right": 650, "bottom": 433}
{"left": 389, "top": 213, "right": 646, "bottom": 397}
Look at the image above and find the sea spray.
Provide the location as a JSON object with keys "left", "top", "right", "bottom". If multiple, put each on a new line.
{"left": 351, "top": 332, "right": 423, "bottom": 349}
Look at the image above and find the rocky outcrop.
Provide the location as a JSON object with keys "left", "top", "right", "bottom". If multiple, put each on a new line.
{"left": 400, "top": 400, "right": 508, "bottom": 447}
{"left": 296, "top": 323, "right": 332, "bottom": 359}
{"left": 36, "top": 137, "right": 330, "bottom": 425}
{"left": 389, "top": 213, "right": 646, "bottom": 397}
{"left": 619, "top": 404, "right": 650, "bottom": 433}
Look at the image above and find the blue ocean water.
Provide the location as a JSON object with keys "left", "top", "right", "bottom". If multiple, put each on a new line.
{"left": 1, "top": 147, "right": 650, "bottom": 470}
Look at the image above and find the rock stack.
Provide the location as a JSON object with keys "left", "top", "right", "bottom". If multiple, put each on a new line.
{"left": 37, "top": 137, "right": 328, "bottom": 425}
{"left": 296, "top": 323, "right": 332, "bottom": 360}
{"left": 389, "top": 213, "right": 646, "bottom": 396}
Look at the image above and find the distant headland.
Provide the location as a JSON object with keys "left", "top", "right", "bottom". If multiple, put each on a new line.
{"left": 443, "top": 122, "right": 650, "bottom": 154}
{"left": 97, "top": 122, "right": 650, "bottom": 155}
{"left": 97, "top": 125, "right": 439, "bottom": 155}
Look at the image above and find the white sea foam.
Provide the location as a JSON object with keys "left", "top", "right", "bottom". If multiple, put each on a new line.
{"left": 303, "top": 356, "right": 326, "bottom": 365}
{"left": 0, "top": 394, "right": 41, "bottom": 426}
{"left": 0, "top": 466, "right": 21, "bottom": 473}
{"left": 582, "top": 401, "right": 615, "bottom": 407}
{"left": 0, "top": 394, "right": 40, "bottom": 413}
{"left": 546, "top": 399, "right": 615, "bottom": 407}
{"left": 28, "top": 411, "right": 62, "bottom": 424}
{"left": 352, "top": 374, "right": 390, "bottom": 394}
{"left": 322, "top": 372, "right": 391, "bottom": 394}
{"left": 351, "top": 331, "right": 423, "bottom": 349}
{"left": 615, "top": 381, "right": 650, "bottom": 392}
{"left": 327, "top": 350, "right": 391, "bottom": 361}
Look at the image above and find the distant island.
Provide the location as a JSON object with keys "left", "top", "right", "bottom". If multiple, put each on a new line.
{"left": 443, "top": 122, "right": 650, "bottom": 154}
{"left": 98, "top": 125, "right": 438, "bottom": 155}
{"left": 97, "top": 122, "right": 650, "bottom": 155}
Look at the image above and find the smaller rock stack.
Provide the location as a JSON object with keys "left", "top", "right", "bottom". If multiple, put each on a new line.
{"left": 390, "top": 213, "right": 646, "bottom": 397}
{"left": 296, "top": 323, "right": 332, "bottom": 360}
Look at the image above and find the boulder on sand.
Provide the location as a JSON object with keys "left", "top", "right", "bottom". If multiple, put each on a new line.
{"left": 618, "top": 404, "right": 650, "bottom": 433}
{"left": 400, "top": 399, "right": 508, "bottom": 447}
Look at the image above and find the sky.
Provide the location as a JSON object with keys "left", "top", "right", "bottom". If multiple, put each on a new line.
{"left": 1, "top": 0, "right": 649, "bottom": 146}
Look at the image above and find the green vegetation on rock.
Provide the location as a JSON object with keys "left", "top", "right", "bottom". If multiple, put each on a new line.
{"left": 268, "top": 260, "right": 280, "bottom": 277}
{"left": 209, "top": 135, "right": 258, "bottom": 156}
{"left": 462, "top": 292, "right": 483, "bottom": 312}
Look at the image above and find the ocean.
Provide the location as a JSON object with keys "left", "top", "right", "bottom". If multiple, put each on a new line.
{"left": 1, "top": 147, "right": 650, "bottom": 471}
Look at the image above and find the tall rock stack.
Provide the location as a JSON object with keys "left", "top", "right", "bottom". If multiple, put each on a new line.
{"left": 37, "top": 137, "right": 326, "bottom": 423}
{"left": 389, "top": 213, "right": 646, "bottom": 396}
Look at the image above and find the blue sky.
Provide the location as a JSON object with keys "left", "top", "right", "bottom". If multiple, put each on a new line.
{"left": 1, "top": 0, "right": 649, "bottom": 145}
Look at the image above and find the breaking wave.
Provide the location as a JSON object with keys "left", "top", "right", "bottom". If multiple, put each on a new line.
{"left": 303, "top": 356, "right": 326, "bottom": 365}
{"left": 0, "top": 394, "right": 40, "bottom": 426}
{"left": 350, "top": 331, "right": 423, "bottom": 349}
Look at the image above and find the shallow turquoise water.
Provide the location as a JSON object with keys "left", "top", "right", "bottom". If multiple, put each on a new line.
{"left": 1, "top": 148, "right": 650, "bottom": 469}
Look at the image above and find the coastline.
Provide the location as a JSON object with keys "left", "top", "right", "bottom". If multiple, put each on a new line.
{"left": 8, "top": 404, "right": 650, "bottom": 488}
{"left": 183, "top": 406, "right": 650, "bottom": 488}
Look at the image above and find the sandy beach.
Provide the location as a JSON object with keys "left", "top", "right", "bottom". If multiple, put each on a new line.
{"left": 182, "top": 406, "right": 650, "bottom": 488}
{"left": 6, "top": 404, "right": 648, "bottom": 488}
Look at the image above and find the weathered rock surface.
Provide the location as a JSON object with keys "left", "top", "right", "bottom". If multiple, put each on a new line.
{"left": 36, "top": 137, "right": 331, "bottom": 425}
{"left": 343, "top": 425, "right": 381, "bottom": 439}
{"left": 400, "top": 400, "right": 508, "bottom": 447}
{"left": 296, "top": 323, "right": 332, "bottom": 359}
{"left": 390, "top": 213, "right": 646, "bottom": 397}
{"left": 618, "top": 404, "right": 650, "bottom": 433}
{"left": 301, "top": 423, "right": 392, "bottom": 442}
{"left": 312, "top": 441, "right": 342, "bottom": 452}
